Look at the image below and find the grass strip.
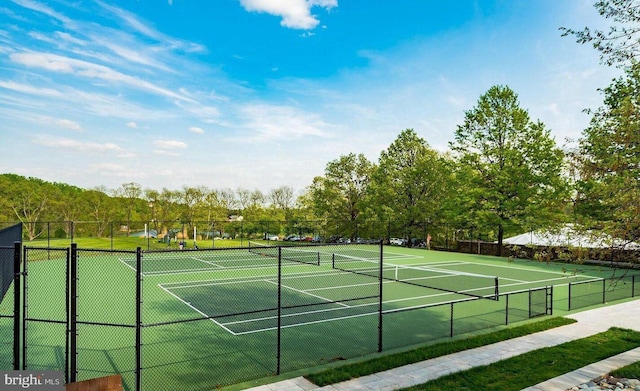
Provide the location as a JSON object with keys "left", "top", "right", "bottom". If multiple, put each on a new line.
{"left": 401, "top": 327, "right": 640, "bottom": 390}
{"left": 612, "top": 361, "right": 640, "bottom": 379}
{"left": 305, "top": 317, "right": 575, "bottom": 386}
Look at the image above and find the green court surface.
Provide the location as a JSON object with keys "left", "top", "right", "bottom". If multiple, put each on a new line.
{"left": 3, "top": 244, "right": 637, "bottom": 390}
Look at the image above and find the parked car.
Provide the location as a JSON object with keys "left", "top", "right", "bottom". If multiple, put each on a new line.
{"left": 389, "top": 238, "right": 406, "bottom": 246}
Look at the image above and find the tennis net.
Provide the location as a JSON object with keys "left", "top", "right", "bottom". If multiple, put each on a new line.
{"left": 332, "top": 253, "right": 499, "bottom": 300}
{"left": 248, "top": 241, "right": 321, "bottom": 266}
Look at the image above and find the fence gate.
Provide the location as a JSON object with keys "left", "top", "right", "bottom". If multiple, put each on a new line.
{"left": 22, "top": 247, "right": 70, "bottom": 382}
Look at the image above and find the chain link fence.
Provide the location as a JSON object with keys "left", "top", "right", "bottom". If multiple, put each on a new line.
{"left": 0, "top": 228, "right": 634, "bottom": 390}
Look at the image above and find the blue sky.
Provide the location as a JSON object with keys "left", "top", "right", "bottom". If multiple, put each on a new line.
{"left": 0, "top": 0, "right": 622, "bottom": 195}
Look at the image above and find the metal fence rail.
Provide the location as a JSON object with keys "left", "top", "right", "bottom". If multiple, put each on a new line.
{"left": 568, "top": 274, "right": 638, "bottom": 311}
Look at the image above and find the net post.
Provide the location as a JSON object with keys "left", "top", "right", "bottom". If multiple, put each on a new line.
{"left": 568, "top": 282, "right": 572, "bottom": 311}
{"left": 495, "top": 277, "right": 499, "bottom": 300}
{"left": 316, "top": 252, "right": 320, "bottom": 266}
{"left": 69, "top": 243, "right": 78, "bottom": 383}
{"left": 12, "top": 241, "right": 21, "bottom": 370}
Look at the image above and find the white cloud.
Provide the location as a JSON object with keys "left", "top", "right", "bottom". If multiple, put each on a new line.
{"left": 189, "top": 126, "right": 204, "bottom": 134}
{"left": 153, "top": 140, "right": 187, "bottom": 149}
{"left": 126, "top": 121, "right": 138, "bottom": 128}
{"left": 56, "top": 119, "right": 82, "bottom": 131}
{"left": 32, "top": 137, "right": 127, "bottom": 154}
{"left": 238, "top": 0, "right": 337, "bottom": 30}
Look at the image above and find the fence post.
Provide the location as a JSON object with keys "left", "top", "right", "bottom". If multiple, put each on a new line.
{"left": 21, "top": 246, "right": 27, "bottom": 370}
{"left": 504, "top": 294, "right": 509, "bottom": 325}
{"left": 276, "top": 247, "right": 282, "bottom": 375}
{"left": 450, "top": 303, "right": 454, "bottom": 337}
{"left": 378, "top": 240, "right": 383, "bottom": 353}
{"left": 69, "top": 244, "right": 77, "bottom": 383}
{"left": 136, "top": 247, "right": 142, "bottom": 391}
{"left": 13, "top": 241, "right": 21, "bottom": 370}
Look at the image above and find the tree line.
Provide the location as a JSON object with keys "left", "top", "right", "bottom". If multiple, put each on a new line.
{"left": 1, "top": 1, "right": 638, "bottom": 253}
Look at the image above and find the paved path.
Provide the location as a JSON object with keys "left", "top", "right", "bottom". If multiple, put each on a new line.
{"left": 243, "top": 299, "right": 640, "bottom": 391}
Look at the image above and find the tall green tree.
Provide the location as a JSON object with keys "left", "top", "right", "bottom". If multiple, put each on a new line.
{"left": 450, "top": 86, "right": 568, "bottom": 255}
{"left": 369, "top": 129, "right": 451, "bottom": 244}
{"left": 308, "top": 153, "right": 374, "bottom": 239}
{"left": 576, "top": 63, "right": 640, "bottom": 247}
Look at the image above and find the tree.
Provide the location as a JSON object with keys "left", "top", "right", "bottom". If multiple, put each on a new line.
{"left": 576, "top": 63, "right": 640, "bottom": 248}
{"left": 84, "top": 187, "right": 117, "bottom": 237}
{"left": 114, "top": 182, "right": 142, "bottom": 236}
{"left": 268, "top": 186, "right": 295, "bottom": 221}
{"left": 561, "top": 0, "right": 640, "bottom": 66}
{"left": 369, "top": 129, "right": 452, "bottom": 245}
{"left": 450, "top": 86, "right": 568, "bottom": 255}
{"left": 7, "top": 176, "right": 51, "bottom": 240}
{"left": 308, "top": 153, "right": 374, "bottom": 239}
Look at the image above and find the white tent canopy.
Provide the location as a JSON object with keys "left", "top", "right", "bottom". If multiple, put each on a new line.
{"left": 502, "top": 225, "right": 640, "bottom": 250}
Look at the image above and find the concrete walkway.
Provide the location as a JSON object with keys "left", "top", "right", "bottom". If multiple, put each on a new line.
{"left": 243, "top": 299, "right": 640, "bottom": 391}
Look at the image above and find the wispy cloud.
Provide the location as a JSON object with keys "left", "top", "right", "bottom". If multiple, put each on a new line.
{"left": 189, "top": 126, "right": 204, "bottom": 134}
{"left": 10, "top": 52, "right": 196, "bottom": 103}
{"left": 55, "top": 119, "right": 81, "bottom": 131}
{"left": 239, "top": 104, "right": 332, "bottom": 140}
{"left": 32, "top": 137, "right": 128, "bottom": 155}
{"left": 10, "top": 0, "right": 74, "bottom": 27}
{"left": 96, "top": 1, "right": 206, "bottom": 53}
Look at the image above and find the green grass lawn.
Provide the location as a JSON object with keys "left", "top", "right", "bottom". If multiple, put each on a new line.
{"left": 401, "top": 327, "right": 640, "bottom": 391}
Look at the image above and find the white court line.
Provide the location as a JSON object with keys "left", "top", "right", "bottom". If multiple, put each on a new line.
{"left": 232, "top": 311, "right": 378, "bottom": 335}
{"left": 223, "top": 300, "right": 379, "bottom": 326}
{"left": 263, "top": 279, "right": 351, "bottom": 308}
{"left": 158, "top": 284, "right": 238, "bottom": 335}
{"left": 143, "top": 261, "right": 307, "bottom": 277}
{"left": 118, "top": 257, "right": 137, "bottom": 272}
{"left": 228, "top": 291, "right": 473, "bottom": 335}
{"left": 190, "top": 257, "right": 224, "bottom": 268}
{"left": 158, "top": 268, "right": 342, "bottom": 287}
{"left": 449, "top": 259, "right": 597, "bottom": 278}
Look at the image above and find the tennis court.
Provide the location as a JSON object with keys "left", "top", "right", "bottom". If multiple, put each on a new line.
{"left": 5, "top": 243, "right": 638, "bottom": 390}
